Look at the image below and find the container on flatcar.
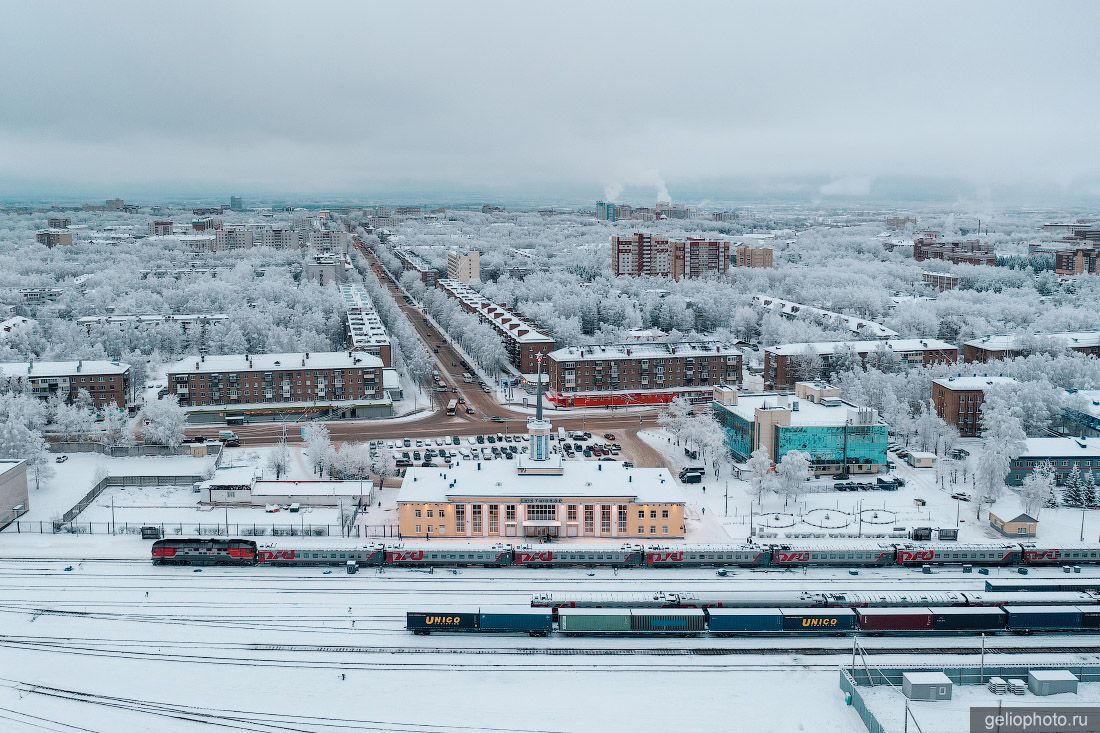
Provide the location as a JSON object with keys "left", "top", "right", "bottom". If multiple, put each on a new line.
{"left": 478, "top": 608, "right": 554, "bottom": 635}
{"left": 963, "top": 591, "right": 1098, "bottom": 607}
{"left": 985, "top": 578, "right": 1100, "bottom": 593}
{"left": 780, "top": 607, "right": 856, "bottom": 632}
{"left": 705, "top": 608, "right": 784, "bottom": 633}
{"left": 406, "top": 610, "right": 479, "bottom": 634}
{"left": 930, "top": 607, "right": 1007, "bottom": 631}
{"left": 855, "top": 607, "right": 934, "bottom": 632}
{"left": 1002, "top": 605, "right": 1084, "bottom": 631}
{"left": 557, "top": 608, "right": 631, "bottom": 633}
{"left": 1078, "top": 606, "right": 1100, "bottom": 628}
{"left": 629, "top": 608, "right": 706, "bottom": 633}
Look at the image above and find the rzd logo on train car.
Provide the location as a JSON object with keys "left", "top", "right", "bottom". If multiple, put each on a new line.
{"left": 516, "top": 552, "right": 553, "bottom": 564}
{"left": 424, "top": 615, "right": 466, "bottom": 626}
{"left": 801, "top": 618, "right": 839, "bottom": 627}
{"left": 773, "top": 551, "right": 811, "bottom": 564}
{"left": 897, "top": 550, "right": 935, "bottom": 564}
{"left": 1024, "top": 549, "right": 1060, "bottom": 562}
{"left": 647, "top": 551, "right": 683, "bottom": 564}
{"left": 257, "top": 550, "right": 296, "bottom": 563}
{"left": 387, "top": 550, "right": 425, "bottom": 562}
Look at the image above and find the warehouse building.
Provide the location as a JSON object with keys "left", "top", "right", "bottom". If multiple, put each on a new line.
{"left": 0, "top": 360, "right": 134, "bottom": 408}
{"left": 763, "top": 338, "right": 958, "bottom": 390}
{"left": 930, "top": 376, "right": 1017, "bottom": 437}
{"left": 1006, "top": 437, "right": 1100, "bottom": 486}
{"left": 712, "top": 382, "right": 888, "bottom": 475}
{"left": 544, "top": 341, "right": 742, "bottom": 407}
{"left": 963, "top": 331, "right": 1100, "bottom": 363}
{"left": 0, "top": 460, "right": 28, "bottom": 530}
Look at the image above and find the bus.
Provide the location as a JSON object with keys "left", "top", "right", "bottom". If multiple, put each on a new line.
{"left": 446, "top": 399, "right": 458, "bottom": 416}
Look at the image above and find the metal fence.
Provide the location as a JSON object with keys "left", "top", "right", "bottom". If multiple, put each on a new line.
{"left": 840, "top": 669, "right": 889, "bottom": 733}
{"left": 62, "top": 475, "right": 207, "bottom": 522}
{"left": 50, "top": 442, "right": 220, "bottom": 458}
{"left": 10, "top": 521, "right": 401, "bottom": 538}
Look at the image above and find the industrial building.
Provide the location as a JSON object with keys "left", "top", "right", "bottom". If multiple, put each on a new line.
{"left": 963, "top": 332, "right": 1100, "bottom": 363}
{"left": 0, "top": 360, "right": 133, "bottom": 408}
{"left": 611, "top": 233, "right": 729, "bottom": 281}
{"left": 753, "top": 296, "right": 898, "bottom": 339}
{"left": 712, "top": 382, "right": 888, "bottom": 475}
{"left": 436, "top": 278, "right": 555, "bottom": 373}
{"left": 0, "top": 460, "right": 28, "bottom": 530}
{"left": 1006, "top": 437, "right": 1100, "bottom": 486}
{"left": 930, "top": 376, "right": 1016, "bottom": 437}
{"left": 544, "top": 341, "right": 741, "bottom": 407}
{"left": 762, "top": 338, "right": 958, "bottom": 390}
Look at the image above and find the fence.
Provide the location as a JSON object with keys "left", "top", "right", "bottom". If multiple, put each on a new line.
{"left": 50, "top": 442, "right": 220, "bottom": 458}
{"left": 840, "top": 669, "right": 889, "bottom": 733}
{"left": 11, "top": 521, "right": 401, "bottom": 538}
{"left": 62, "top": 474, "right": 208, "bottom": 522}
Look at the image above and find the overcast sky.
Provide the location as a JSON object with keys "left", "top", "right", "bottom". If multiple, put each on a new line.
{"left": 2, "top": 1, "right": 1099, "bottom": 201}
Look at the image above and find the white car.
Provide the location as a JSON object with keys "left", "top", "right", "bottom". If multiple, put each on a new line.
{"left": 467, "top": 437, "right": 477, "bottom": 445}
{"left": 415, "top": 439, "right": 424, "bottom": 447}
{"left": 387, "top": 441, "right": 395, "bottom": 449}
{"left": 459, "top": 449, "right": 471, "bottom": 459}
{"left": 435, "top": 438, "right": 444, "bottom": 446}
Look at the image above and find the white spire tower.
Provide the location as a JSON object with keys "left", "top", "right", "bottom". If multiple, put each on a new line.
{"left": 527, "top": 353, "right": 553, "bottom": 462}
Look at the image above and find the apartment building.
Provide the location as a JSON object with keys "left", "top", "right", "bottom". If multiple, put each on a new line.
{"left": 921, "top": 271, "right": 961, "bottom": 292}
{"left": 913, "top": 232, "right": 996, "bottom": 266}
{"left": 47, "top": 216, "right": 71, "bottom": 229}
{"left": 446, "top": 249, "right": 481, "bottom": 283}
{"left": 734, "top": 245, "right": 773, "bottom": 268}
{"left": 753, "top": 296, "right": 898, "bottom": 339}
{"left": 0, "top": 360, "right": 133, "bottom": 408}
{"left": 303, "top": 254, "right": 344, "bottom": 286}
{"left": 76, "top": 314, "right": 228, "bottom": 354}
{"left": 215, "top": 227, "right": 254, "bottom": 250}
{"left": 339, "top": 284, "right": 392, "bottom": 366}
{"left": 931, "top": 376, "right": 1017, "bottom": 437}
{"left": 309, "top": 229, "right": 349, "bottom": 254}
{"left": 544, "top": 341, "right": 742, "bottom": 407}
{"left": 19, "top": 288, "right": 64, "bottom": 305}
{"left": 963, "top": 332, "right": 1100, "bottom": 363}
{"left": 712, "top": 382, "right": 888, "bottom": 475}
{"left": 396, "top": 248, "right": 439, "bottom": 286}
{"left": 35, "top": 229, "right": 73, "bottom": 247}
{"left": 1054, "top": 247, "right": 1100, "bottom": 276}
{"left": 1006, "top": 437, "right": 1100, "bottom": 486}
{"left": 436, "top": 278, "right": 555, "bottom": 373}
{"left": 149, "top": 220, "right": 174, "bottom": 236}
{"left": 611, "top": 233, "right": 729, "bottom": 281}
{"left": 886, "top": 216, "right": 917, "bottom": 230}
{"left": 167, "top": 351, "right": 384, "bottom": 407}
{"left": 763, "top": 338, "right": 958, "bottom": 390}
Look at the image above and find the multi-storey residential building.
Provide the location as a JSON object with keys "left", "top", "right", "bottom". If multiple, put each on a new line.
{"left": 0, "top": 360, "right": 133, "bottom": 408}
{"left": 1006, "top": 437, "right": 1100, "bottom": 486}
{"left": 303, "top": 254, "right": 343, "bottom": 286}
{"left": 19, "top": 288, "right": 64, "bottom": 305}
{"left": 963, "top": 332, "right": 1100, "bottom": 363}
{"left": 47, "top": 216, "right": 71, "bottom": 229}
{"left": 921, "top": 271, "right": 960, "bottom": 292}
{"left": 309, "top": 229, "right": 349, "bottom": 253}
{"left": 192, "top": 217, "right": 220, "bottom": 232}
{"left": 229, "top": 196, "right": 244, "bottom": 212}
{"left": 148, "top": 220, "right": 174, "bottom": 236}
{"left": 734, "top": 245, "right": 773, "bottom": 268}
{"left": 254, "top": 224, "right": 300, "bottom": 249}
{"left": 167, "top": 352, "right": 384, "bottom": 407}
{"left": 711, "top": 211, "right": 739, "bottom": 222}
{"left": 35, "top": 229, "right": 73, "bottom": 247}
{"left": 436, "top": 278, "right": 555, "bottom": 373}
{"left": 1063, "top": 389, "right": 1100, "bottom": 437}
{"left": 446, "top": 249, "right": 481, "bottom": 283}
{"left": 712, "top": 382, "right": 888, "bottom": 475}
{"left": 611, "top": 233, "right": 729, "bottom": 280}
{"left": 930, "top": 376, "right": 1017, "bottom": 437}
{"left": 396, "top": 248, "right": 439, "bottom": 286}
{"left": 885, "top": 216, "right": 917, "bottom": 230}
{"left": 215, "top": 226, "right": 254, "bottom": 250}
{"left": 763, "top": 338, "right": 958, "bottom": 390}
{"left": 338, "top": 284, "right": 392, "bottom": 366}
{"left": 913, "top": 232, "right": 996, "bottom": 266}
{"left": 753, "top": 296, "right": 898, "bottom": 339}
{"left": 192, "top": 206, "right": 226, "bottom": 216}
{"left": 544, "top": 341, "right": 742, "bottom": 407}
{"left": 1054, "top": 247, "right": 1100, "bottom": 276}
{"left": 76, "top": 314, "right": 229, "bottom": 355}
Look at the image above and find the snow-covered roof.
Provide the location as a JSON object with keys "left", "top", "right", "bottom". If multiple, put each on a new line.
{"left": 76, "top": 314, "right": 229, "bottom": 326}
{"left": 252, "top": 480, "right": 373, "bottom": 498}
{"left": 0, "top": 459, "right": 26, "bottom": 480}
{"left": 1017, "top": 437, "right": 1100, "bottom": 459}
{"left": 0, "top": 360, "right": 130, "bottom": 378}
{"left": 0, "top": 316, "right": 33, "bottom": 339}
{"left": 168, "top": 351, "right": 383, "bottom": 374}
{"left": 712, "top": 391, "right": 882, "bottom": 427}
{"left": 548, "top": 341, "right": 739, "bottom": 362}
{"left": 201, "top": 466, "right": 257, "bottom": 489}
{"left": 965, "top": 331, "right": 1100, "bottom": 351}
{"left": 767, "top": 338, "right": 957, "bottom": 357}
{"left": 399, "top": 460, "right": 683, "bottom": 504}
{"left": 903, "top": 672, "right": 952, "bottom": 685}
{"left": 438, "top": 278, "right": 553, "bottom": 344}
{"left": 1068, "top": 390, "right": 1100, "bottom": 419}
{"left": 932, "top": 376, "right": 1017, "bottom": 391}
{"left": 340, "top": 284, "right": 391, "bottom": 350}
{"left": 753, "top": 295, "right": 899, "bottom": 338}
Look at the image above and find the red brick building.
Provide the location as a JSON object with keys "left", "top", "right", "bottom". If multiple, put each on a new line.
{"left": 0, "top": 360, "right": 133, "bottom": 408}
{"left": 913, "top": 232, "right": 996, "bottom": 266}
{"left": 931, "top": 376, "right": 1016, "bottom": 437}
{"left": 763, "top": 339, "right": 958, "bottom": 390}
{"left": 963, "top": 332, "right": 1100, "bottom": 363}
{"left": 612, "top": 233, "right": 730, "bottom": 280}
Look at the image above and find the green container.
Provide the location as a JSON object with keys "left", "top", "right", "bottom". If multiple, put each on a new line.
{"left": 558, "top": 609, "right": 631, "bottom": 632}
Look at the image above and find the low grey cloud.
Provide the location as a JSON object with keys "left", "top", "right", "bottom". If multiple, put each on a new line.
{"left": 1, "top": 0, "right": 1098, "bottom": 198}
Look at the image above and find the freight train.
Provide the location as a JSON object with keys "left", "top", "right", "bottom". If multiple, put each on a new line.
{"left": 407, "top": 604, "right": 1100, "bottom": 637}
{"left": 151, "top": 538, "right": 1100, "bottom": 569}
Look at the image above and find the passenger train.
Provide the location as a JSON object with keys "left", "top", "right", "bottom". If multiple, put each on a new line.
{"left": 150, "top": 538, "right": 1100, "bottom": 569}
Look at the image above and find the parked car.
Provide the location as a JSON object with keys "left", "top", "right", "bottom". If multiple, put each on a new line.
{"left": 951, "top": 492, "right": 973, "bottom": 502}
{"left": 490, "top": 416, "right": 505, "bottom": 423}
{"left": 55, "top": 455, "right": 68, "bottom": 463}
{"left": 603, "top": 433, "right": 616, "bottom": 440}
{"left": 832, "top": 472, "right": 849, "bottom": 480}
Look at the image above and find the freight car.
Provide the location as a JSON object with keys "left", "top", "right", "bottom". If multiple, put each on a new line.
{"left": 407, "top": 608, "right": 552, "bottom": 636}
{"left": 985, "top": 579, "right": 1100, "bottom": 593}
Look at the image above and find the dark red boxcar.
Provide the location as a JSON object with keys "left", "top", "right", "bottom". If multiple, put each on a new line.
{"left": 855, "top": 607, "right": 933, "bottom": 632}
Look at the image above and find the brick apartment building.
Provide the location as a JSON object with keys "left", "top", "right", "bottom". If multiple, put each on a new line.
{"left": 611, "top": 233, "right": 730, "bottom": 280}
{"left": 734, "top": 245, "right": 773, "bottom": 268}
{"left": 149, "top": 220, "right": 174, "bottom": 236}
{"left": 339, "top": 284, "right": 392, "bottom": 366}
{"left": 931, "top": 376, "right": 1016, "bottom": 437}
{"left": 47, "top": 216, "right": 71, "bottom": 229}
{"left": 446, "top": 250, "right": 480, "bottom": 283}
{"left": 1054, "top": 247, "right": 1100, "bottom": 276}
{"left": 921, "top": 271, "right": 961, "bottom": 292}
{"left": 168, "top": 352, "right": 384, "bottom": 407}
{"left": 913, "top": 232, "right": 996, "bottom": 266}
{"left": 963, "top": 332, "right": 1100, "bottom": 363}
{"left": 396, "top": 248, "right": 439, "bottom": 286}
{"left": 0, "top": 360, "right": 133, "bottom": 409}
{"left": 545, "top": 341, "right": 742, "bottom": 407}
{"left": 35, "top": 229, "right": 73, "bottom": 247}
{"left": 763, "top": 338, "right": 958, "bottom": 390}
{"left": 436, "top": 279, "right": 555, "bottom": 373}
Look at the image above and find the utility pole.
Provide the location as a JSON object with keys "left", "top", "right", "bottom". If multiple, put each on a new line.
{"left": 724, "top": 479, "right": 729, "bottom": 517}
{"left": 980, "top": 633, "right": 986, "bottom": 684}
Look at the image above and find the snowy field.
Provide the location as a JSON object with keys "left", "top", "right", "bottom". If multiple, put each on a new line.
{"left": 7, "top": 542, "right": 1100, "bottom": 733}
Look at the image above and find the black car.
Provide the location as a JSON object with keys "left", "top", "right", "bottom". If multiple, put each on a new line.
{"left": 476, "top": 435, "right": 485, "bottom": 444}
{"left": 490, "top": 416, "right": 505, "bottom": 423}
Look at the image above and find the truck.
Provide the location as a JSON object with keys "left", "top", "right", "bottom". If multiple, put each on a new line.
{"left": 218, "top": 430, "right": 240, "bottom": 447}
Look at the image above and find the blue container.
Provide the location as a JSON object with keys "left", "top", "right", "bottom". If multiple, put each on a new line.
{"left": 1004, "top": 605, "right": 1083, "bottom": 630}
{"left": 780, "top": 608, "right": 857, "bottom": 632}
{"left": 705, "top": 608, "right": 784, "bottom": 633}
{"left": 478, "top": 608, "right": 554, "bottom": 634}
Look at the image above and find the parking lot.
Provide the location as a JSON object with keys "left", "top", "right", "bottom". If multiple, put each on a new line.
{"left": 376, "top": 430, "right": 629, "bottom": 470}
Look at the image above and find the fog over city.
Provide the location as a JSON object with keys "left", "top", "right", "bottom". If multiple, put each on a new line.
{"left": 2, "top": 0, "right": 1099, "bottom": 201}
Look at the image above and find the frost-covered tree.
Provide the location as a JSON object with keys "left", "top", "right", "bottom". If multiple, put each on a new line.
{"left": 1019, "top": 461, "right": 1055, "bottom": 518}
{"left": 304, "top": 423, "right": 333, "bottom": 477}
{"left": 746, "top": 447, "right": 773, "bottom": 506}
{"left": 139, "top": 395, "right": 186, "bottom": 449}
{"left": 973, "top": 396, "right": 1026, "bottom": 513}
{"left": 658, "top": 398, "right": 693, "bottom": 445}
{"left": 266, "top": 439, "right": 291, "bottom": 479}
{"left": 0, "top": 421, "right": 53, "bottom": 490}
{"left": 101, "top": 406, "right": 133, "bottom": 447}
{"left": 775, "top": 450, "right": 811, "bottom": 507}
